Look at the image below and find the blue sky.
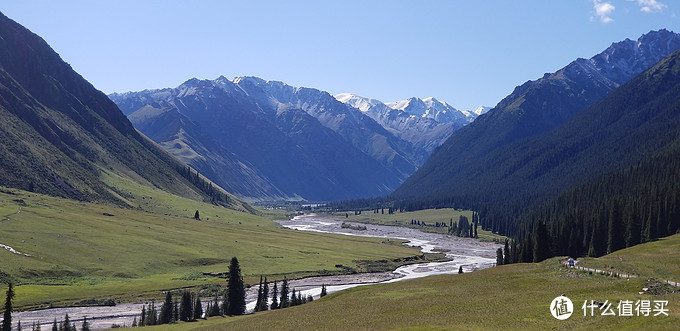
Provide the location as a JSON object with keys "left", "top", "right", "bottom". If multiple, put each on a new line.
{"left": 2, "top": 1, "right": 678, "bottom": 110}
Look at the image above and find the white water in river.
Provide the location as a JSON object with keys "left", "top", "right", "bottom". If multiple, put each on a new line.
{"left": 276, "top": 214, "right": 499, "bottom": 282}
{"left": 12, "top": 213, "right": 500, "bottom": 330}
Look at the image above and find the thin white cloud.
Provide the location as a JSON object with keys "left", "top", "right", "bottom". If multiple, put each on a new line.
{"left": 592, "top": 0, "right": 616, "bottom": 23}
{"left": 632, "top": 0, "right": 666, "bottom": 13}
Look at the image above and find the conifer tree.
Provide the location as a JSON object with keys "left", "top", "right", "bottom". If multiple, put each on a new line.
{"left": 221, "top": 289, "right": 229, "bottom": 315}
{"left": 503, "top": 239, "right": 510, "bottom": 265}
{"left": 496, "top": 248, "right": 504, "bottom": 266}
{"left": 81, "top": 316, "right": 90, "bottom": 331}
{"left": 607, "top": 200, "right": 625, "bottom": 254}
{"left": 180, "top": 291, "right": 193, "bottom": 322}
{"left": 533, "top": 221, "right": 551, "bottom": 262}
{"left": 588, "top": 212, "right": 607, "bottom": 257}
{"left": 625, "top": 208, "right": 642, "bottom": 247}
{"left": 194, "top": 210, "right": 200, "bottom": 220}
{"left": 159, "top": 291, "right": 174, "bottom": 324}
{"left": 255, "top": 276, "right": 264, "bottom": 312}
{"left": 260, "top": 277, "right": 269, "bottom": 312}
{"left": 279, "top": 277, "right": 290, "bottom": 308}
{"left": 148, "top": 299, "right": 158, "bottom": 325}
{"left": 226, "top": 257, "right": 246, "bottom": 315}
{"left": 458, "top": 266, "right": 464, "bottom": 274}
{"left": 210, "top": 295, "right": 221, "bottom": 316}
{"left": 290, "top": 288, "right": 297, "bottom": 306}
{"left": 140, "top": 305, "right": 146, "bottom": 327}
{"left": 193, "top": 294, "right": 203, "bottom": 320}
{"left": 62, "top": 314, "right": 70, "bottom": 331}
{"left": 270, "top": 281, "right": 279, "bottom": 310}
{"left": 51, "top": 319, "right": 57, "bottom": 331}
{"left": 320, "top": 284, "right": 327, "bottom": 297}
{"left": 174, "top": 298, "right": 179, "bottom": 322}
{"left": 2, "top": 283, "right": 14, "bottom": 331}
{"left": 474, "top": 221, "right": 478, "bottom": 238}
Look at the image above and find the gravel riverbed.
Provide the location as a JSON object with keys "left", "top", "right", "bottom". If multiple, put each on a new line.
{"left": 12, "top": 213, "right": 500, "bottom": 330}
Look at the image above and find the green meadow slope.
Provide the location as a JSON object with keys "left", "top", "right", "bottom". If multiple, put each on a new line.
{"left": 578, "top": 234, "right": 680, "bottom": 283}
{"left": 170, "top": 235, "right": 680, "bottom": 330}
{"left": 0, "top": 187, "right": 421, "bottom": 309}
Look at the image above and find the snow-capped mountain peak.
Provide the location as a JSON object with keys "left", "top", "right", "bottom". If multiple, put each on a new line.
{"left": 334, "top": 93, "right": 384, "bottom": 113}
{"left": 386, "top": 96, "right": 470, "bottom": 124}
{"left": 473, "top": 106, "right": 492, "bottom": 116}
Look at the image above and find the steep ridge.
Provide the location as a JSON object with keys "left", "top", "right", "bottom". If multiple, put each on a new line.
{"left": 472, "top": 49, "right": 680, "bottom": 201}
{"left": 232, "top": 77, "right": 421, "bottom": 175}
{"left": 496, "top": 50, "right": 680, "bottom": 257}
{"left": 0, "top": 12, "right": 244, "bottom": 209}
{"left": 394, "top": 29, "right": 680, "bottom": 200}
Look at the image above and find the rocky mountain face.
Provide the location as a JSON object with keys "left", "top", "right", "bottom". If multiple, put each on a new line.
{"left": 334, "top": 93, "right": 481, "bottom": 155}
{"left": 393, "top": 29, "right": 680, "bottom": 201}
{"left": 0, "top": 11, "right": 246, "bottom": 209}
{"left": 386, "top": 97, "right": 475, "bottom": 124}
{"left": 230, "top": 77, "right": 422, "bottom": 176}
{"left": 112, "top": 77, "right": 417, "bottom": 202}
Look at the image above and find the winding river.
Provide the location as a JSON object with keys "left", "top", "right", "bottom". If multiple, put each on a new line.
{"left": 12, "top": 213, "right": 500, "bottom": 330}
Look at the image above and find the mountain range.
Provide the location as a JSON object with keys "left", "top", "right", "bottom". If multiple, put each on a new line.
{"left": 393, "top": 29, "right": 680, "bottom": 203}
{"left": 4, "top": 4, "right": 678, "bottom": 218}
{"left": 335, "top": 93, "right": 488, "bottom": 155}
{"left": 0, "top": 11, "right": 248, "bottom": 211}
{"left": 111, "top": 77, "right": 481, "bottom": 202}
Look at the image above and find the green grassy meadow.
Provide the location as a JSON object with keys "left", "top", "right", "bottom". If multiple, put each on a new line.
{"left": 3, "top": 188, "right": 679, "bottom": 330}
{"left": 138, "top": 233, "right": 680, "bottom": 330}
{"left": 170, "top": 259, "right": 679, "bottom": 330}
{"left": 335, "top": 208, "right": 508, "bottom": 242}
{"left": 575, "top": 233, "right": 680, "bottom": 284}
{"left": 0, "top": 187, "right": 420, "bottom": 309}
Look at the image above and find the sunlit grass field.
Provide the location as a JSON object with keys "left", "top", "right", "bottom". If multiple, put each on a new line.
{"left": 575, "top": 233, "right": 680, "bottom": 284}
{"left": 172, "top": 258, "right": 679, "bottom": 330}
{"left": 335, "top": 208, "right": 508, "bottom": 242}
{"left": 0, "top": 186, "right": 420, "bottom": 309}
{"left": 134, "top": 232, "right": 680, "bottom": 330}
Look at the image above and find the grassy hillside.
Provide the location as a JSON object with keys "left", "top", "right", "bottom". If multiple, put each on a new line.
{"left": 138, "top": 234, "right": 680, "bottom": 330}
{"left": 0, "top": 12, "right": 240, "bottom": 208}
{"left": 0, "top": 187, "right": 420, "bottom": 309}
{"left": 578, "top": 234, "right": 680, "bottom": 284}
{"left": 185, "top": 262, "right": 677, "bottom": 330}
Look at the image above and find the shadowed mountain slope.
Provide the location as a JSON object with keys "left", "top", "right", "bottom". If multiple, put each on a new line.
{"left": 0, "top": 12, "right": 247, "bottom": 210}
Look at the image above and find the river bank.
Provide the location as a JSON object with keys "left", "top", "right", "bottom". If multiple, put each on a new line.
{"left": 12, "top": 213, "right": 499, "bottom": 330}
